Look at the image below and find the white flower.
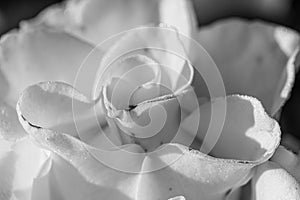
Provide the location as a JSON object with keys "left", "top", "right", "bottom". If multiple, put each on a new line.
{"left": 0, "top": 0, "right": 299, "bottom": 200}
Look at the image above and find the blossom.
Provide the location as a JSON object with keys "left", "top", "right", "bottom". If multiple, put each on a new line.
{"left": 0, "top": 0, "right": 299, "bottom": 200}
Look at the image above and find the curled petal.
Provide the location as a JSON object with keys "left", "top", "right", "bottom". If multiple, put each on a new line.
{"left": 17, "top": 82, "right": 97, "bottom": 136}
{"left": 99, "top": 25, "right": 195, "bottom": 151}
{"left": 97, "top": 26, "right": 193, "bottom": 94}
{"left": 252, "top": 161, "right": 300, "bottom": 200}
{"left": 102, "top": 54, "right": 162, "bottom": 111}
{"left": 131, "top": 95, "right": 281, "bottom": 199}
{"left": 16, "top": 87, "right": 280, "bottom": 200}
{"left": 181, "top": 95, "right": 280, "bottom": 160}
{"left": 195, "top": 19, "right": 300, "bottom": 115}
{"left": 17, "top": 81, "right": 120, "bottom": 148}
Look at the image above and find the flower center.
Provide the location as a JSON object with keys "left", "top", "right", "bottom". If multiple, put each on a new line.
{"left": 104, "top": 78, "right": 181, "bottom": 152}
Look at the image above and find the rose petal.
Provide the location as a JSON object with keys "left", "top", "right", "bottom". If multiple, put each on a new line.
{"left": 31, "top": 154, "right": 139, "bottom": 200}
{"left": 112, "top": 93, "right": 181, "bottom": 152}
{"left": 33, "top": 0, "right": 194, "bottom": 46}
{"left": 0, "top": 150, "right": 16, "bottom": 200}
{"left": 181, "top": 95, "right": 280, "bottom": 161}
{"left": 0, "top": 100, "right": 26, "bottom": 142}
{"left": 271, "top": 145, "right": 300, "bottom": 181}
{"left": 97, "top": 26, "right": 193, "bottom": 93}
{"left": 195, "top": 19, "right": 300, "bottom": 115}
{"left": 17, "top": 81, "right": 120, "bottom": 148}
{"left": 17, "top": 115, "right": 143, "bottom": 199}
{"left": 252, "top": 161, "right": 300, "bottom": 200}
{"left": 17, "top": 91, "right": 280, "bottom": 200}
{"left": 281, "top": 133, "right": 300, "bottom": 153}
{"left": 11, "top": 138, "right": 49, "bottom": 192}
{"left": 31, "top": 0, "right": 160, "bottom": 45}
{"left": 102, "top": 54, "right": 161, "bottom": 110}
{"left": 17, "top": 82, "right": 97, "bottom": 136}
{"left": 159, "top": 0, "right": 196, "bottom": 38}
{"left": 17, "top": 111, "right": 270, "bottom": 200}
{"left": 0, "top": 70, "right": 8, "bottom": 100}
{"left": 134, "top": 143, "right": 259, "bottom": 200}
{"left": 0, "top": 137, "right": 49, "bottom": 200}
{"left": 0, "top": 23, "right": 103, "bottom": 103}
{"left": 274, "top": 26, "right": 300, "bottom": 57}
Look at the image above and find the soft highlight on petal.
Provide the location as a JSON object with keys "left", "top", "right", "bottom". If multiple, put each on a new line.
{"left": 252, "top": 161, "right": 300, "bottom": 200}
{"left": 195, "top": 18, "right": 299, "bottom": 115}
{"left": 0, "top": 100, "right": 26, "bottom": 142}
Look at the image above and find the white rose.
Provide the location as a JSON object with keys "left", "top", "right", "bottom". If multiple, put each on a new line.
{"left": 0, "top": 0, "right": 299, "bottom": 200}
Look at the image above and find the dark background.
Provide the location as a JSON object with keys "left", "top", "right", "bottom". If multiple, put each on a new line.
{"left": 0, "top": 0, "right": 299, "bottom": 138}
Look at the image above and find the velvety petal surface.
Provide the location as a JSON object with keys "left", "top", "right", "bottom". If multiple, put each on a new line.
{"left": 195, "top": 19, "right": 300, "bottom": 115}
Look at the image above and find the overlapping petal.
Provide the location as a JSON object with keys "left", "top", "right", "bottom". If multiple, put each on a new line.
{"left": 0, "top": 0, "right": 298, "bottom": 199}
{"left": 16, "top": 81, "right": 281, "bottom": 200}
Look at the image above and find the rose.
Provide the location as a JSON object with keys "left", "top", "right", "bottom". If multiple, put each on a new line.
{"left": 0, "top": 0, "right": 299, "bottom": 200}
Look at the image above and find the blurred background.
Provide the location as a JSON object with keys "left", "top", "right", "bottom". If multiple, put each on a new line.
{"left": 0, "top": 0, "right": 299, "bottom": 140}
